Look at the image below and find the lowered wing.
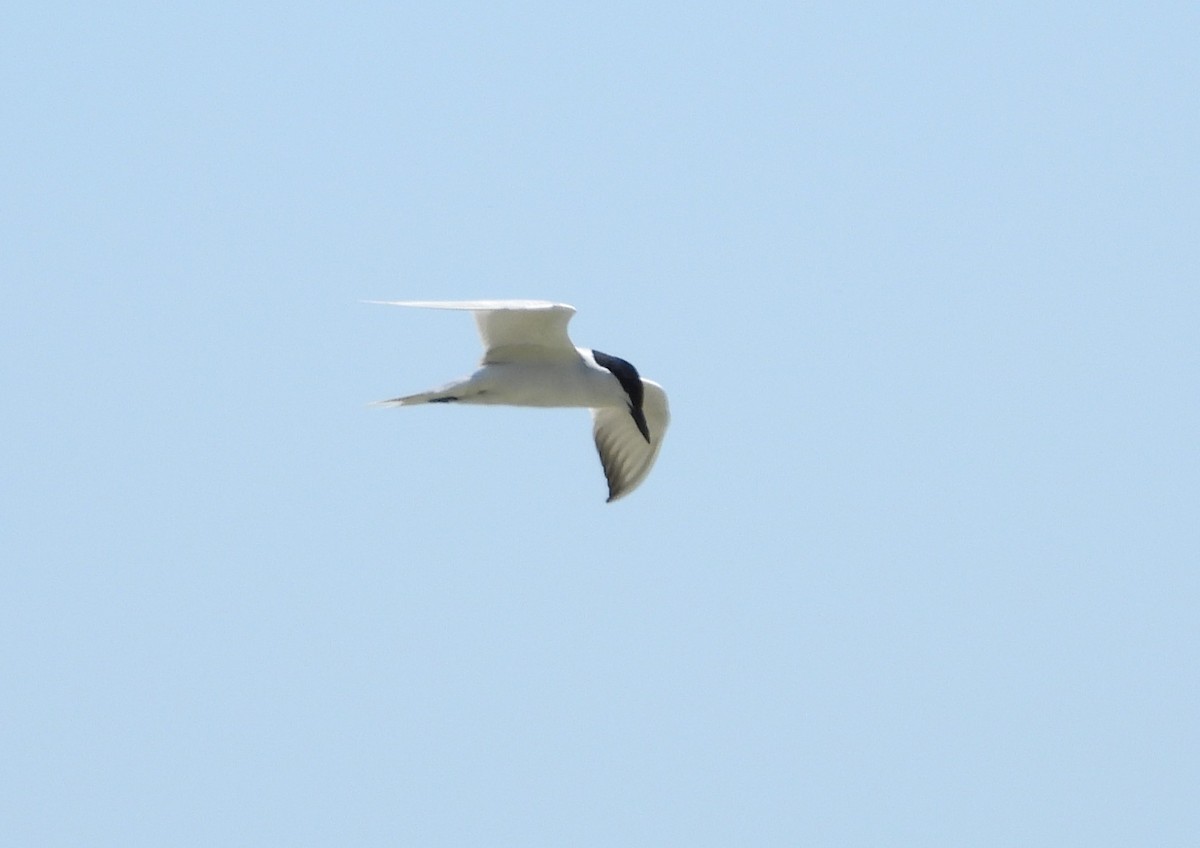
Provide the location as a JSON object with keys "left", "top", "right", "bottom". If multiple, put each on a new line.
{"left": 592, "top": 380, "right": 670, "bottom": 502}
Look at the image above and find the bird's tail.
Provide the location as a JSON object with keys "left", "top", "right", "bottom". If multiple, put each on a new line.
{"left": 370, "top": 380, "right": 468, "bottom": 407}
{"left": 370, "top": 391, "right": 447, "bottom": 407}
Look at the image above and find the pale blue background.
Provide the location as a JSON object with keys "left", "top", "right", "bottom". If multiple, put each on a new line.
{"left": 3, "top": 2, "right": 1197, "bottom": 845}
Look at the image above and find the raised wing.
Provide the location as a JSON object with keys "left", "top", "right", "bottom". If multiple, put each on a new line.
{"left": 369, "top": 300, "right": 578, "bottom": 363}
{"left": 592, "top": 380, "right": 670, "bottom": 502}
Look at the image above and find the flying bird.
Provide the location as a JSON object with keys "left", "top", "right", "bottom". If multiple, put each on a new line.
{"left": 371, "top": 300, "right": 669, "bottom": 502}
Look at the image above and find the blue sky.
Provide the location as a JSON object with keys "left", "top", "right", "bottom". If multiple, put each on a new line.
{"left": 3, "top": 2, "right": 1197, "bottom": 845}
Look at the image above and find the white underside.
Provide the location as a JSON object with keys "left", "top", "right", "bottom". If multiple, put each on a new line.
{"left": 450, "top": 360, "right": 628, "bottom": 408}
{"left": 385, "top": 349, "right": 630, "bottom": 410}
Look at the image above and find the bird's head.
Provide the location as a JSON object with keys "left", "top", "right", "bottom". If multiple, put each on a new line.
{"left": 591, "top": 349, "right": 652, "bottom": 443}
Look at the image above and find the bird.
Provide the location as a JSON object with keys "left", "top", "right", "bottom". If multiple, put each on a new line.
{"left": 370, "top": 299, "right": 669, "bottom": 502}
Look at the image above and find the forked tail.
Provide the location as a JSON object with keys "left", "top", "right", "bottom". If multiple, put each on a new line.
{"left": 370, "top": 381, "right": 466, "bottom": 407}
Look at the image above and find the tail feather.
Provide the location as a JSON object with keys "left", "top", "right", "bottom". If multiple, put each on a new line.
{"left": 370, "top": 380, "right": 468, "bottom": 407}
{"left": 370, "top": 390, "right": 443, "bottom": 407}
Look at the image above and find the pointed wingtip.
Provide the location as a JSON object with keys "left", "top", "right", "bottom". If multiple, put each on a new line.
{"left": 605, "top": 486, "right": 629, "bottom": 504}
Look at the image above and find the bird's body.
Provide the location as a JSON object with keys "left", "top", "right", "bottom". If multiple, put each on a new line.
{"left": 391, "top": 353, "right": 628, "bottom": 409}
{"left": 371, "top": 300, "right": 669, "bottom": 502}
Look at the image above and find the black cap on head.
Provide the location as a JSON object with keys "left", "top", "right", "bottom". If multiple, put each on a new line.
{"left": 591, "top": 349, "right": 651, "bottom": 443}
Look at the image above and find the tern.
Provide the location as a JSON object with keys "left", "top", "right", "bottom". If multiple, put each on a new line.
{"left": 370, "top": 299, "right": 669, "bottom": 502}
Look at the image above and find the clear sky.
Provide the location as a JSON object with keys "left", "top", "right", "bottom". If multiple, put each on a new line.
{"left": 3, "top": 2, "right": 1197, "bottom": 845}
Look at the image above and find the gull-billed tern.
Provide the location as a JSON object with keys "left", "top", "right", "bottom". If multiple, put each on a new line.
{"left": 371, "top": 300, "right": 670, "bottom": 502}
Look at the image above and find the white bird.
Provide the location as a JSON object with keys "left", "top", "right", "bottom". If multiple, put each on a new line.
{"left": 370, "top": 299, "right": 670, "bottom": 502}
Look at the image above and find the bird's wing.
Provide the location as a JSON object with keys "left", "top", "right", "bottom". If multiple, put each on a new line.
{"left": 592, "top": 380, "right": 670, "bottom": 502}
{"left": 368, "top": 300, "right": 579, "bottom": 363}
